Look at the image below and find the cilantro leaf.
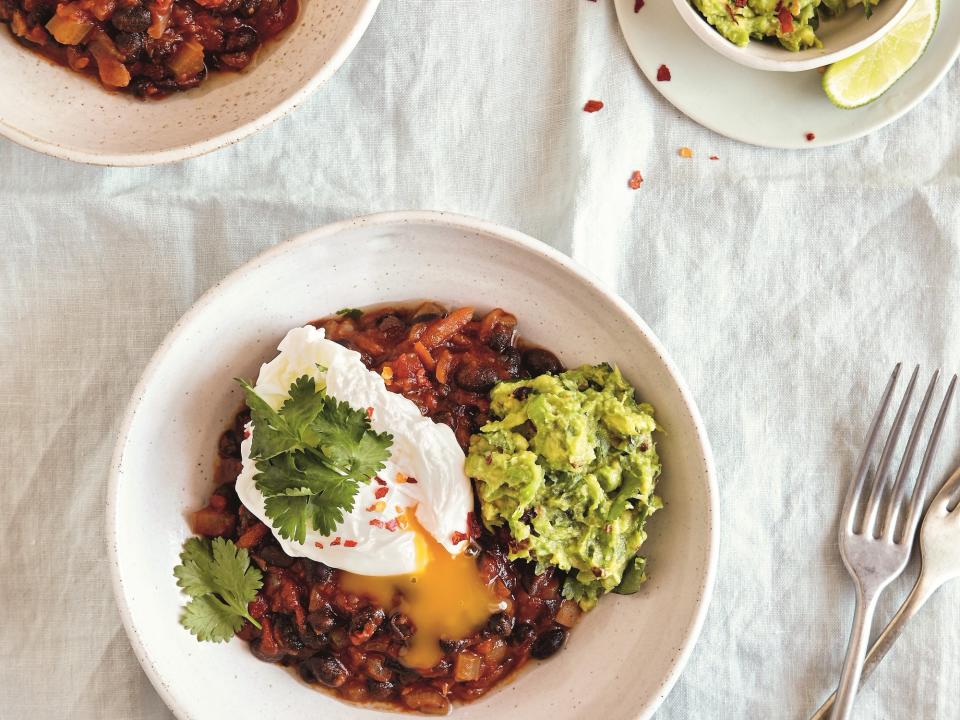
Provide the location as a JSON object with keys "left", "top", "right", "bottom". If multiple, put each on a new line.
{"left": 336, "top": 308, "right": 363, "bottom": 320}
{"left": 173, "top": 537, "right": 262, "bottom": 643}
{"left": 239, "top": 377, "right": 393, "bottom": 544}
{"left": 182, "top": 595, "right": 246, "bottom": 642}
{"left": 173, "top": 536, "right": 219, "bottom": 597}
{"left": 311, "top": 396, "right": 393, "bottom": 481}
{"left": 279, "top": 375, "right": 329, "bottom": 439}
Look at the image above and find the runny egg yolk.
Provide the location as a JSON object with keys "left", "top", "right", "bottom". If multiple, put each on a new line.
{"left": 338, "top": 510, "right": 500, "bottom": 669}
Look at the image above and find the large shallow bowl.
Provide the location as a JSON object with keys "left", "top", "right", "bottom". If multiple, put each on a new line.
{"left": 672, "top": 0, "right": 916, "bottom": 71}
{"left": 0, "top": 0, "right": 379, "bottom": 165}
{"left": 107, "top": 211, "right": 718, "bottom": 720}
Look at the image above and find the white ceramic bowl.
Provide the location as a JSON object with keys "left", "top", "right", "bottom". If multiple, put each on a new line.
{"left": 671, "top": 0, "right": 916, "bottom": 71}
{"left": 0, "top": 0, "right": 379, "bottom": 165}
{"left": 107, "top": 211, "right": 718, "bottom": 720}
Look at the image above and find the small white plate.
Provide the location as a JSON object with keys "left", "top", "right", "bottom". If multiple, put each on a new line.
{"left": 616, "top": 0, "right": 960, "bottom": 148}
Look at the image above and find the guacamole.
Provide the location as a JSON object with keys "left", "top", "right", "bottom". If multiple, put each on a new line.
{"left": 465, "top": 364, "right": 662, "bottom": 610}
{"left": 691, "top": 0, "right": 879, "bottom": 52}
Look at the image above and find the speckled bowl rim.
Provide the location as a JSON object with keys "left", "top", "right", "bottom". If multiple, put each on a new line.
{"left": 0, "top": 0, "right": 380, "bottom": 166}
{"left": 106, "top": 210, "right": 720, "bottom": 719}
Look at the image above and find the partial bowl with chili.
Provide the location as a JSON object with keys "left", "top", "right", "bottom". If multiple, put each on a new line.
{"left": 0, "top": 0, "right": 379, "bottom": 164}
{"left": 108, "top": 211, "right": 718, "bottom": 720}
{"left": 671, "top": 0, "right": 915, "bottom": 71}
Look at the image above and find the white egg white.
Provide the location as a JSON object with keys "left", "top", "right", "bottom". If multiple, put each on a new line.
{"left": 235, "top": 325, "right": 472, "bottom": 576}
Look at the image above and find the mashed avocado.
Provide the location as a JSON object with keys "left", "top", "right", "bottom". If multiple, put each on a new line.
{"left": 465, "top": 364, "right": 662, "bottom": 610}
{"left": 691, "top": 0, "right": 879, "bottom": 52}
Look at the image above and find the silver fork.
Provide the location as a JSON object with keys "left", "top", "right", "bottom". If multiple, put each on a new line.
{"left": 812, "top": 463, "right": 960, "bottom": 719}
{"left": 829, "top": 365, "right": 956, "bottom": 720}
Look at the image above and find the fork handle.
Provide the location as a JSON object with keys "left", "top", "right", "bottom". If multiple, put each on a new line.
{"left": 830, "top": 588, "right": 881, "bottom": 720}
{"left": 811, "top": 576, "right": 939, "bottom": 720}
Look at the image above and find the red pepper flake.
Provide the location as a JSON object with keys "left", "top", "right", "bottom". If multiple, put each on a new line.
{"left": 331, "top": 536, "right": 342, "bottom": 546}
{"left": 375, "top": 476, "right": 387, "bottom": 486}
{"left": 344, "top": 539, "right": 358, "bottom": 548}
{"left": 405, "top": 477, "right": 418, "bottom": 484}
{"left": 366, "top": 406, "right": 374, "bottom": 419}
{"left": 467, "top": 511, "right": 482, "bottom": 538}
{"left": 628, "top": 171, "right": 643, "bottom": 190}
{"left": 384, "top": 518, "right": 399, "bottom": 532}
{"left": 374, "top": 486, "right": 389, "bottom": 499}
{"left": 314, "top": 541, "right": 324, "bottom": 549}
{"left": 450, "top": 531, "right": 468, "bottom": 545}
{"left": 777, "top": 4, "right": 794, "bottom": 33}
{"left": 709, "top": 155, "right": 719, "bottom": 160}
{"left": 242, "top": 429, "right": 251, "bottom": 439}
{"left": 365, "top": 502, "right": 378, "bottom": 512}
{"left": 369, "top": 519, "right": 384, "bottom": 528}
{"left": 634, "top": 0, "right": 644, "bottom": 10}
{"left": 656, "top": 64, "right": 671, "bottom": 82}
{"left": 583, "top": 99, "right": 604, "bottom": 113}
{"left": 805, "top": 132, "right": 816, "bottom": 142}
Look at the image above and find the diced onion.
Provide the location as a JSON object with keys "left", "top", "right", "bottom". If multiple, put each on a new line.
{"left": 453, "top": 651, "right": 482, "bottom": 682}
{"left": 167, "top": 39, "right": 205, "bottom": 79}
{"left": 45, "top": 12, "right": 93, "bottom": 44}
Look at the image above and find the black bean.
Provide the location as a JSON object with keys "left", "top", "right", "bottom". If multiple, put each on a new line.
{"left": 113, "top": 31, "right": 143, "bottom": 58}
{"left": 377, "top": 314, "right": 406, "bottom": 341}
{"left": 488, "top": 326, "right": 515, "bottom": 353}
{"left": 300, "top": 654, "right": 349, "bottom": 688}
{"left": 486, "top": 611, "right": 515, "bottom": 637}
{"left": 503, "top": 348, "right": 522, "bottom": 378}
{"left": 111, "top": 4, "right": 151, "bottom": 33}
{"left": 509, "top": 622, "right": 536, "bottom": 646}
{"left": 258, "top": 544, "right": 294, "bottom": 568}
{"left": 438, "top": 637, "right": 469, "bottom": 654}
{"left": 366, "top": 679, "right": 395, "bottom": 700}
{"left": 300, "top": 626, "right": 329, "bottom": 650}
{"left": 274, "top": 615, "right": 304, "bottom": 653}
{"left": 302, "top": 560, "right": 333, "bottom": 583}
{"left": 530, "top": 627, "right": 568, "bottom": 659}
{"left": 224, "top": 25, "right": 258, "bottom": 53}
{"left": 521, "top": 564, "right": 555, "bottom": 595}
{"left": 388, "top": 612, "right": 415, "bottom": 642}
{"left": 238, "top": 0, "right": 260, "bottom": 16}
{"left": 522, "top": 348, "right": 564, "bottom": 376}
{"left": 513, "top": 386, "right": 532, "bottom": 401}
{"left": 251, "top": 638, "right": 283, "bottom": 663}
{"left": 383, "top": 657, "right": 420, "bottom": 686}
{"left": 455, "top": 363, "right": 499, "bottom": 392}
{"left": 307, "top": 609, "right": 337, "bottom": 633}
{"left": 349, "top": 606, "right": 385, "bottom": 644}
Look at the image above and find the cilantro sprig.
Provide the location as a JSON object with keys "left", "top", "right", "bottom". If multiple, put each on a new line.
{"left": 174, "top": 537, "right": 263, "bottom": 642}
{"left": 238, "top": 375, "right": 393, "bottom": 544}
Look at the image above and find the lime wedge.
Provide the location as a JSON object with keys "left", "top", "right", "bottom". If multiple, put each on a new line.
{"left": 823, "top": 0, "right": 939, "bottom": 109}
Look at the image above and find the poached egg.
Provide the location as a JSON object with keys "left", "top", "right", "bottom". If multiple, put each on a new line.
{"left": 235, "top": 325, "right": 499, "bottom": 667}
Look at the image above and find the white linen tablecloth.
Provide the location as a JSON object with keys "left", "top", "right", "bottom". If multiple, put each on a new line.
{"left": 3, "top": 1, "right": 960, "bottom": 718}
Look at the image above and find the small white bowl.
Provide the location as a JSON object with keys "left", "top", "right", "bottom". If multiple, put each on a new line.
{"left": 671, "top": 0, "right": 916, "bottom": 71}
{"left": 108, "top": 211, "right": 718, "bottom": 720}
{"left": 0, "top": 0, "right": 379, "bottom": 165}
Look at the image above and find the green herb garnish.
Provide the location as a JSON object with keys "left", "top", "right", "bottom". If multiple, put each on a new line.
{"left": 238, "top": 375, "right": 393, "bottom": 544}
{"left": 336, "top": 308, "right": 364, "bottom": 320}
{"left": 174, "top": 537, "right": 263, "bottom": 642}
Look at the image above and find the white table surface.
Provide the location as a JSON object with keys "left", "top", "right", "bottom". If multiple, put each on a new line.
{"left": 3, "top": 1, "right": 960, "bottom": 718}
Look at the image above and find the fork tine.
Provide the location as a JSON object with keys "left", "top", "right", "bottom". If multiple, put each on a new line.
{"left": 881, "top": 370, "right": 939, "bottom": 541}
{"left": 901, "top": 374, "right": 957, "bottom": 541}
{"left": 841, "top": 364, "right": 902, "bottom": 534}
{"left": 860, "top": 365, "right": 919, "bottom": 536}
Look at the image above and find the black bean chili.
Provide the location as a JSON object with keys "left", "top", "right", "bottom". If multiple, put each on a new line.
{"left": 0, "top": 0, "right": 297, "bottom": 97}
{"left": 190, "top": 303, "right": 581, "bottom": 714}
